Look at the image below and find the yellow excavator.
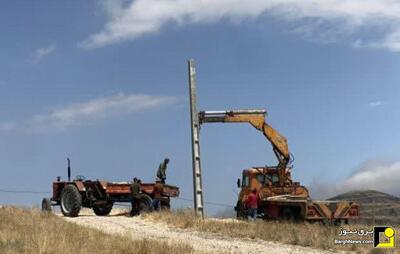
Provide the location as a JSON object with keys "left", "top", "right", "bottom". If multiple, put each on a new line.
{"left": 199, "top": 109, "right": 359, "bottom": 223}
{"left": 199, "top": 109, "right": 291, "bottom": 187}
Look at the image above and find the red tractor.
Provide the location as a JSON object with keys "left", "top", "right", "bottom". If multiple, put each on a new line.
{"left": 42, "top": 159, "right": 179, "bottom": 217}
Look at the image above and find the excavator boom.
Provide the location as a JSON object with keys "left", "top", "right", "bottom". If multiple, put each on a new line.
{"left": 198, "top": 110, "right": 290, "bottom": 169}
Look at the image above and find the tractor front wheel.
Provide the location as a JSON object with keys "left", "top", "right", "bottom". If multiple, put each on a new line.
{"left": 41, "top": 198, "right": 52, "bottom": 212}
{"left": 60, "top": 184, "right": 82, "bottom": 217}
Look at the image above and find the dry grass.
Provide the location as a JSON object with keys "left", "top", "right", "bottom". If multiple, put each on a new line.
{"left": 145, "top": 209, "right": 397, "bottom": 254}
{"left": 0, "top": 206, "right": 194, "bottom": 254}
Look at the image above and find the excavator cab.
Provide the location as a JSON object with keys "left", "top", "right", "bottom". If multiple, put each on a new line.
{"left": 235, "top": 166, "right": 310, "bottom": 219}
{"left": 238, "top": 167, "right": 309, "bottom": 195}
{"left": 238, "top": 169, "right": 278, "bottom": 190}
{"left": 254, "top": 172, "right": 280, "bottom": 186}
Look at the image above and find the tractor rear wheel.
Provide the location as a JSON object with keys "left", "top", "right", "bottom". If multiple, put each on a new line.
{"left": 41, "top": 198, "right": 51, "bottom": 212}
{"left": 60, "top": 184, "right": 82, "bottom": 217}
{"left": 93, "top": 202, "right": 113, "bottom": 216}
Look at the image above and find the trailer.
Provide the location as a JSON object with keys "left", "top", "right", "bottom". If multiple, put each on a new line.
{"left": 235, "top": 167, "right": 358, "bottom": 224}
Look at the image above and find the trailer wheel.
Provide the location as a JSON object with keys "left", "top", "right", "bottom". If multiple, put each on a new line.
{"left": 161, "top": 203, "right": 171, "bottom": 210}
{"left": 281, "top": 207, "right": 295, "bottom": 221}
{"left": 160, "top": 200, "right": 171, "bottom": 210}
{"left": 93, "top": 203, "right": 113, "bottom": 216}
{"left": 236, "top": 202, "right": 247, "bottom": 220}
{"left": 138, "top": 194, "right": 153, "bottom": 213}
{"left": 333, "top": 219, "right": 341, "bottom": 226}
{"left": 41, "top": 198, "right": 52, "bottom": 212}
{"left": 60, "top": 184, "right": 82, "bottom": 217}
{"left": 161, "top": 198, "right": 171, "bottom": 210}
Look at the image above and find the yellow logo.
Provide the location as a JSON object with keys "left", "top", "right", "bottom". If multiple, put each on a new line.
{"left": 373, "top": 226, "right": 395, "bottom": 248}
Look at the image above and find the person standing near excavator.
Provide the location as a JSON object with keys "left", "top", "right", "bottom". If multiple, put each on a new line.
{"left": 246, "top": 189, "right": 258, "bottom": 221}
{"left": 156, "top": 158, "right": 169, "bottom": 184}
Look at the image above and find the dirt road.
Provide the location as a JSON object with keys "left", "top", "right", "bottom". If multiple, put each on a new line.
{"left": 61, "top": 210, "right": 338, "bottom": 254}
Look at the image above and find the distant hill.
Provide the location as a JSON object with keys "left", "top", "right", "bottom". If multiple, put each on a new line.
{"left": 329, "top": 190, "right": 400, "bottom": 225}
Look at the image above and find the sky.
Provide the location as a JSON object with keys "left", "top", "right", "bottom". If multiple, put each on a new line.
{"left": 1, "top": 0, "right": 400, "bottom": 216}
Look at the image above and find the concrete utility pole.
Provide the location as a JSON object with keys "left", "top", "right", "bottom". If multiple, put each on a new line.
{"left": 188, "top": 59, "right": 204, "bottom": 218}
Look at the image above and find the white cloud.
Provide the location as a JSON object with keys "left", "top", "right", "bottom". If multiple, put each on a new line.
{"left": 32, "top": 45, "right": 56, "bottom": 63}
{"left": 0, "top": 93, "right": 178, "bottom": 133}
{"left": 79, "top": 0, "right": 400, "bottom": 52}
{"left": 309, "top": 160, "right": 400, "bottom": 198}
{"left": 367, "top": 100, "right": 383, "bottom": 107}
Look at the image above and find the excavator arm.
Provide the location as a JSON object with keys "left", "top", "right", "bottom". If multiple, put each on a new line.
{"left": 198, "top": 110, "right": 291, "bottom": 177}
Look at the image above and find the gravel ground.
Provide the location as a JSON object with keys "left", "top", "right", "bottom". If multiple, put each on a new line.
{"left": 60, "top": 209, "right": 341, "bottom": 254}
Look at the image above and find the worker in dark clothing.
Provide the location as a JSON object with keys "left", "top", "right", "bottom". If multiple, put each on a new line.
{"left": 156, "top": 158, "right": 169, "bottom": 184}
{"left": 130, "top": 177, "right": 141, "bottom": 216}
{"left": 246, "top": 189, "right": 258, "bottom": 221}
{"left": 152, "top": 180, "right": 164, "bottom": 211}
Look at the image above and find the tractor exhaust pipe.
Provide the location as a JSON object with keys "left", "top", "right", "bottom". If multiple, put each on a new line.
{"left": 67, "top": 158, "right": 71, "bottom": 182}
